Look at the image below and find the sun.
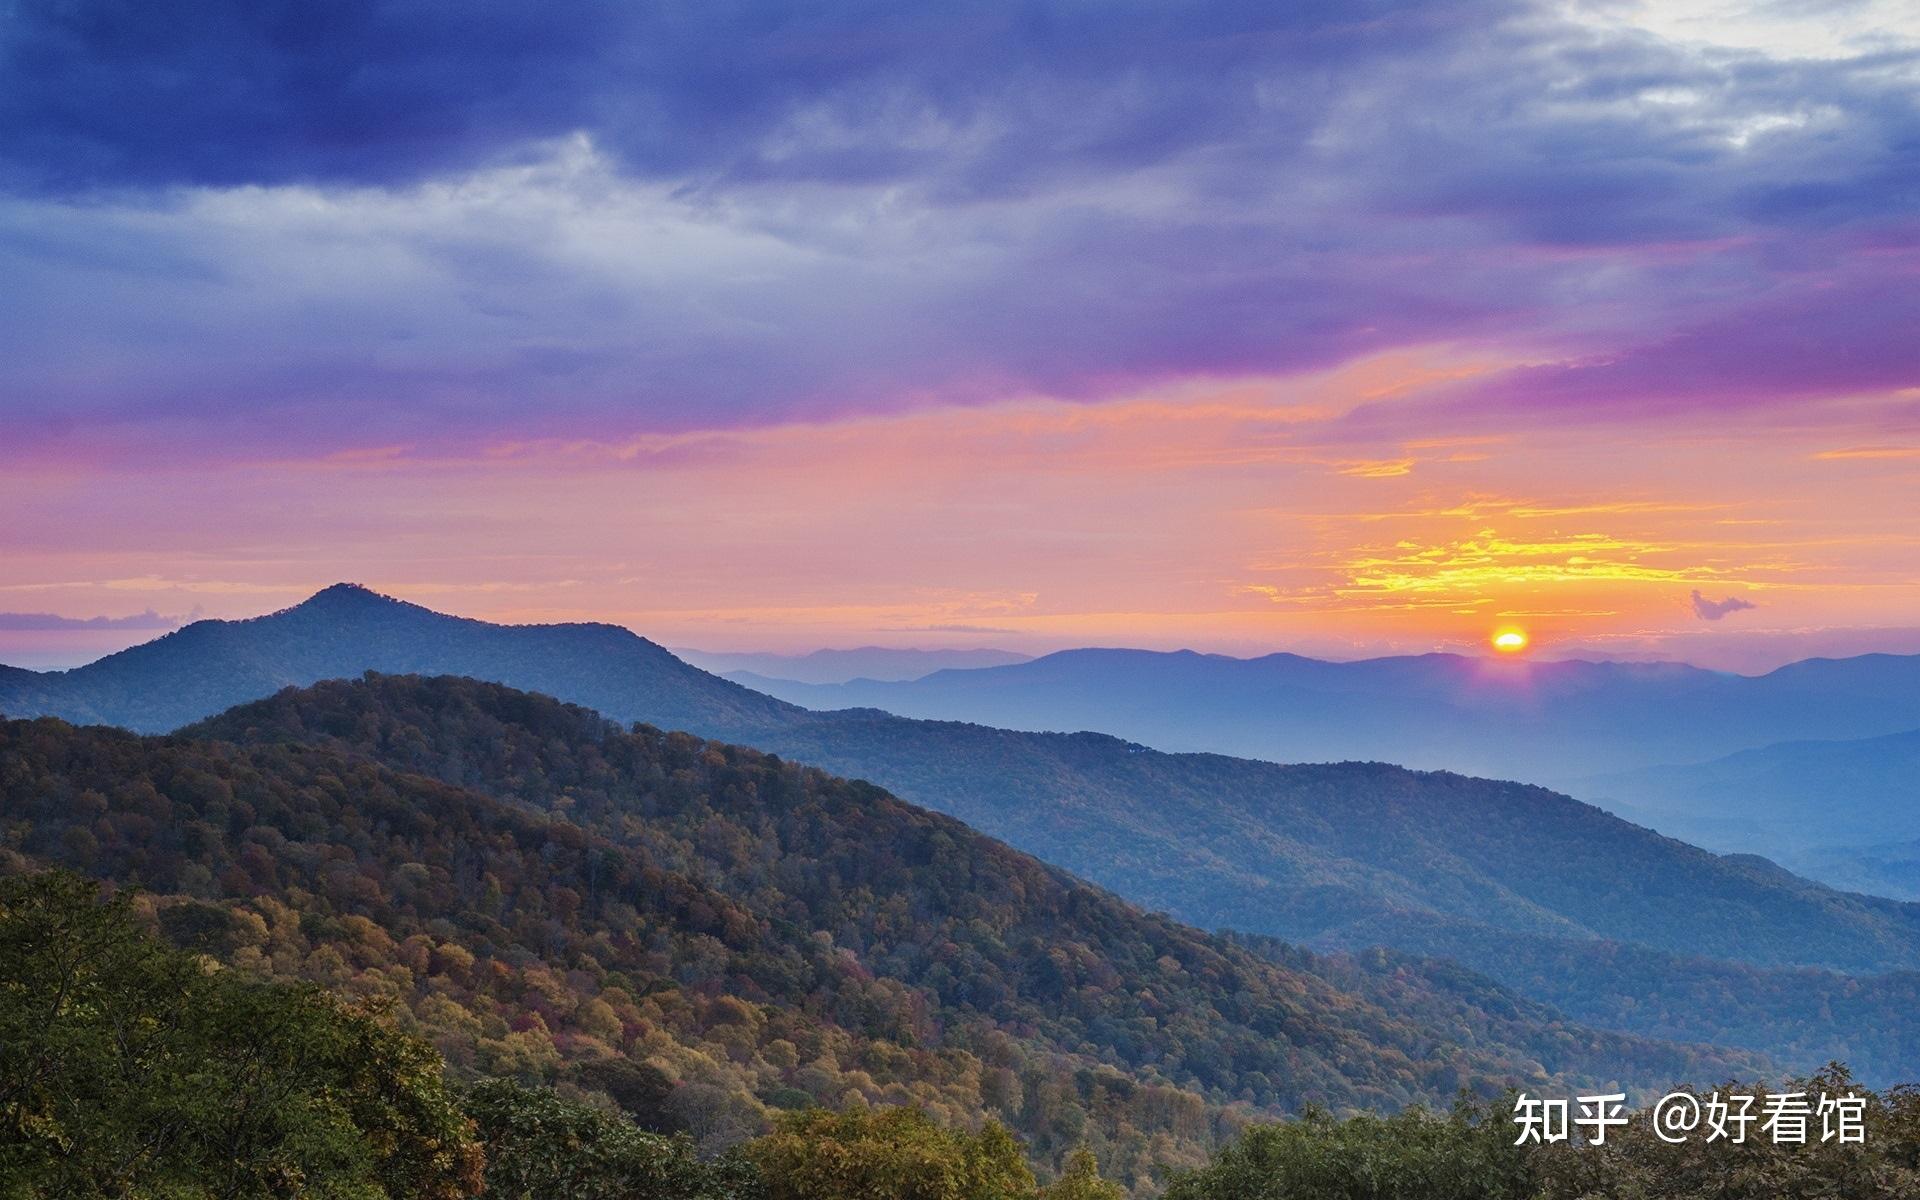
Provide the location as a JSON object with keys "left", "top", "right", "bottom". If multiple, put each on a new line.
{"left": 1491, "top": 628, "right": 1529, "bottom": 654}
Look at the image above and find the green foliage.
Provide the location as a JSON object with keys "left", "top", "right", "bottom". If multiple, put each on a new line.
{"left": 570, "top": 1058, "right": 687, "bottom": 1133}
{"left": 1041, "top": 1149, "right": 1125, "bottom": 1200}
{"left": 195, "top": 674, "right": 1763, "bottom": 1086}
{"left": 0, "top": 871, "right": 482, "bottom": 1200}
{"left": 465, "top": 1078, "right": 755, "bottom": 1200}
{"left": 1531, "top": 1065, "right": 1920, "bottom": 1199}
{"left": 748, "top": 1107, "right": 1035, "bottom": 1200}
{"left": 1167, "top": 1074, "right": 1920, "bottom": 1200}
{"left": 1163, "top": 1103, "right": 1533, "bottom": 1200}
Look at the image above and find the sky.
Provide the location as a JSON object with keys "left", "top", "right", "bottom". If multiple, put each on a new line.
{"left": 3, "top": 0, "right": 1918, "bottom": 672}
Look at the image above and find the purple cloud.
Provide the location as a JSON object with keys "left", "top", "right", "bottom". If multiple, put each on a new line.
{"left": 0, "top": 608, "right": 188, "bottom": 631}
{"left": 880, "top": 624, "right": 1019, "bottom": 635}
{"left": 0, "top": 1, "right": 1518, "bottom": 196}
{"left": 1692, "top": 591, "right": 1758, "bottom": 621}
{"left": 1384, "top": 256, "right": 1920, "bottom": 429}
{"left": 1, "top": 0, "right": 1916, "bottom": 460}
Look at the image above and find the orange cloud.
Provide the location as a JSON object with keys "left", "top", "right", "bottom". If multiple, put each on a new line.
{"left": 6, "top": 343, "right": 1919, "bottom": 666}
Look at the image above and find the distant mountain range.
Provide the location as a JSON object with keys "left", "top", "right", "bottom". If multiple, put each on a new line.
{"left": 728, "top": 645, "right": 1920, "bottom": 783}
{"left": 1580, "top": 728, "right": 1920, "bottom": 899}
{"left": 8, "top": 584, "right": 1920, "bottom": 1080}
{"left": 672, "top": 645, "right": 1031, "bottom": 684}
{"left": 729, "top": 645, "right": 1920, "bottom": 898}
{"left": 1792, "top": 838, "right": 1920, "bottom": 903}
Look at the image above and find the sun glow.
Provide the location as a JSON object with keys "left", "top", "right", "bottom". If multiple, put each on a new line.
{"left": 1492, "top": 628, "right": 1530, "bottom": 653}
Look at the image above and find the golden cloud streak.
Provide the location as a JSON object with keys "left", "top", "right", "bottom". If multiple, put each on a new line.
{"left": 1246, "top": 520, "right": 1820, "bottom": 614}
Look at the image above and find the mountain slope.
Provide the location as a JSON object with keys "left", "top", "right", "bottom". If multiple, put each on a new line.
{"left": 0, "top": 677, "right": 1767, "bottom": 1187}
{"left": 196, "top": 674, "right": 1920, "bottom": 1084}
{"left": 671, "top": 646, "right": 1032, "bottom": 684}
{"left": 1789, "top": 839, "right": 1920, "bottom": 903}
{"left": 11, "top": 586, "right": 1920, "bottom": 1079}
{"left": 734, "top": 714, "right": 1920, "bottom": 974}
{"left": 1578, "top": 727, "right": 1920, "bottom": 898}
{"left": 18, "top": 587, "right": 1918, "bottom": 974}
{"left": 733, "top": 646, "right": 1920, "bottom": 784}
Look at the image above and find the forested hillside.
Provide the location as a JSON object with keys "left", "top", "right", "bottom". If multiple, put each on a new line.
{"left": 1, "top": 677, "right": 1768, "bottom": 1188}
{"left": 193, "top": 674, "right": 1920, "bottom": 1084}
{"left": 732, "top": 716, "right": 1920, "bottom": 971}
{"left": 10, "top": 586, "right": 1920, "bottom": 1081}
{"left": 757, "top": 716, "right": 1920, "bottom": 1082}
{"left": 11, "top": 874, "right": 1916, "bottom": 1199}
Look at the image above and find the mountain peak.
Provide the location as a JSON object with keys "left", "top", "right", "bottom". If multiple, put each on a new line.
{"left": 305, "top": 582, "right": 385, "bottom": 604}
{"left": 284, "top": 583, "right": 413, "bottom": 616}
{"left": 0, "top": 581, "right": 797, "bottom": 735}
{"left": 224, "top": 583, "right": 439, "bottom": 632}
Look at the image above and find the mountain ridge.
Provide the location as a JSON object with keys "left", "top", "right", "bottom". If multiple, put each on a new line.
{"left": 0, "top": 582, "right": 797, "bottom": 735}
{"left": 729, "top": 643, "right": 1920, "bottom": 783}
{"left": 1577, "top": 725, "right": 1920, "bottom": 898}
{"left": 9, "top": 585, "right": 1920, "bottom": 1079}
{"left": 675, "top": 645, "right": 1033, "bottom": 685}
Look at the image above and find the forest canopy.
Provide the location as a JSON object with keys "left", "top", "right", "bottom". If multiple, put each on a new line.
{"left": 4, "top": 675, "right": 1916, "bottom": 1197}
{"left": 8, "top": 871, "right": 1918, "bottom": 1199}
{"left": 0, "top": 676, "right": 1770, "bottom": 1188}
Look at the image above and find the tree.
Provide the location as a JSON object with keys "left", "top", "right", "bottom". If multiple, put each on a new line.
{"left": 464, "top": 1079, "right": 756, "bottom": 1200}
{"left": 1162, "top": 1103, "right": 1534, "bottom": 1200}
{"left": 1531, "top": 1068, "right": 1920, "bottom": 1200}
{"left": 570, "top": 1058, "right": 687, "bottom": 1133}
{"left": 749, "top": 1107, "right": 1037, "bottom": 1200}
{"left": 0, "top": 871, "right": 482, "bottom": 1199}
{"left": 1041, "top": 1149, "right": 1124, "bottom": 1200}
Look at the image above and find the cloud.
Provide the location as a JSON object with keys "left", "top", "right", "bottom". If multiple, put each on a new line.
{"left": 1, "top": 0, "right": 1917, "bottom": 460}
{"left": 0, "top": 608, "right": 190, "bottom": 631}
{"left": 880, "top": 624, "right": 1019, "bottom": 635}
{"left": 1416, "top": 260, "right": 1920, "bottom": 425}
{"left": 0, "top": 1, "right": 1517, "bottom": 196}
{"left": 1691, "top": 590, "right": 1758, "bottom": 620}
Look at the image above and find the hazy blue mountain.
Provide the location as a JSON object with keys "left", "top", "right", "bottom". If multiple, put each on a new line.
{"left": 10, "top": 586, "right": 1911, "bottom": 967}
{"left": 1787, "top": 839, "right": 1920, "bottom": 903}
{"left": 734, "top": 646, "right": 1920, "bottom": 783}
{"left": 671, "top": 645, "right": 1031, "bottom": 684}
{"left": 11, "top": 584, "right": 1920, "bottom": 1078}
{"left": 1576, "top": 728, "right": 1920, "bottom": 898}
{"left": 0, "top": 583, "right": 793, "bottom": 735}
